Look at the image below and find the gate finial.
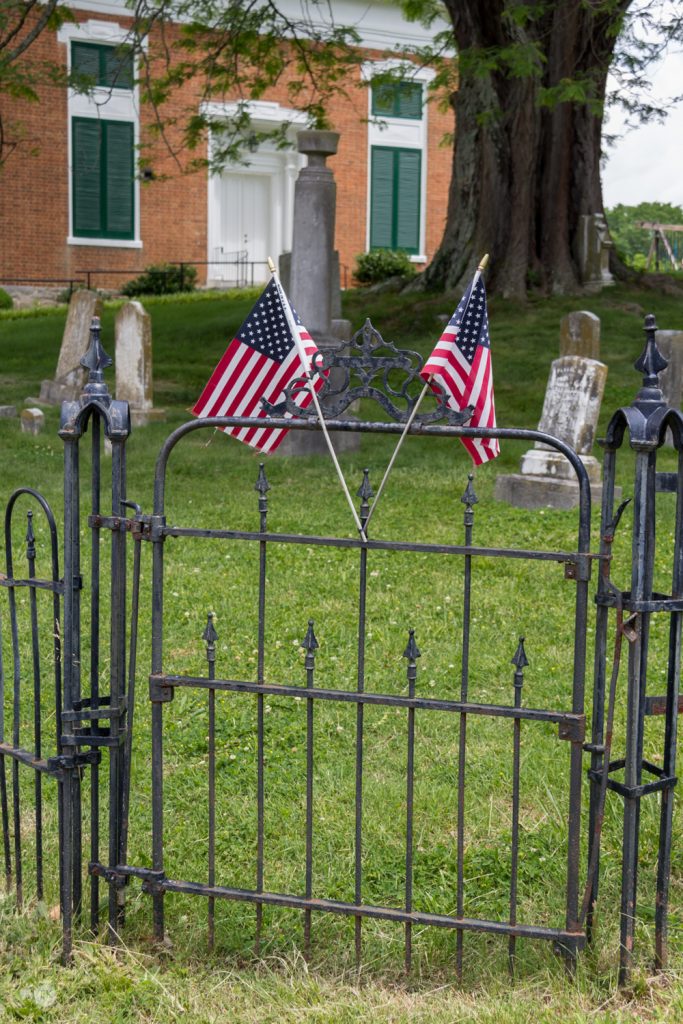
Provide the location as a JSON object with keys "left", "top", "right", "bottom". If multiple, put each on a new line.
{"left": 80, "top": 316, "right": 112, "bottom": 387}
{"left": 634, "top": 313, "right": 667, "bottom": 388}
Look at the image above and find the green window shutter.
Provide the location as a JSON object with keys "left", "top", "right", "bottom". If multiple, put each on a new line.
{"left": 73, "top": 118, "right": 102, "bottom": 235}
{"left": 397, "top": 83, "right": 422, "bottom": 119}
{"left": 72, "top": 41, "right": 133, "bottom": 89}
{"left": 103, "top": 46, "right": 134, "bottom": 89}
{"left": 71, "top": 42, "right": 100, "bottom": 86}
{"left": 370, "top": 147, "right": 421, "bottom": 254}
{"left": 371, "top": 82, "right": 397, "bottom": 118}
{"left": 395, "top": 149, "right": 421, "bottom": 253}
{"left": 370, "top": 148, "right": 395, "bottom": 249}
{"left": 104, "top": 121, "right": 134, "bottom": 237}
{"left": 371, "top": 81, "right": 423, "bottom": 120}
{"left": 72, "top": 117, "right": 134, "bottom": 239}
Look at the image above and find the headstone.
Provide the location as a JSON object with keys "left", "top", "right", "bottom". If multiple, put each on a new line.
{"left": 38, "top": 290, "right": 102, "bottom": 404}
{"left": 21, "top": 407, "right": 45, "bottom": 435}
{"left": 578, "top": 213, "right": 614, "bottom": 292}
{"left": 655, "top": 330, "right": 683, "bottom": 410}
{"left": 655, "top": 329, "right": 683, "bottom": 446}
{"left": 495, "top": 313, "right": 613, "bottom": 509}
{"left": 115, "top": 301, "right": 166, "bottom": 427}
{"left": 276, "top": 129, "right": 357, "bottom": 456}
{"left": 0, "top": 405, "right": 17, "bottom": 418}
{"left": 559, "top": 311, "right": 601, "bottom": 360}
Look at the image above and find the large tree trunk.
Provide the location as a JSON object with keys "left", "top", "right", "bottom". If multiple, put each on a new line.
{"left": 421, "top": 0, "right": 632, "bottom": 298}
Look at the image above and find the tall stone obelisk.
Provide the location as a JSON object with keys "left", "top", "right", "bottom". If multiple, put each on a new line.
{"left": 278, "top": 129, "right": 356, "bottom": 455}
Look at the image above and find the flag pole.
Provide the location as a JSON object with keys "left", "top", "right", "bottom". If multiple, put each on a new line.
{"left": 267, "top": 259, "right": 367, "bottom": 543}
{"left": 363, "top": 253, "right": 489, "bottom": 532}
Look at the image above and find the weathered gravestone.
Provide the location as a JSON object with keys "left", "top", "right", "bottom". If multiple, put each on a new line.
{"left": 654, "top": 329, "right": 683, "bottom": 445}
{"left": 0, "top": 405, "right": 17, "bottom": 418}
{"left": 277, "top": 129, "right": 357, "bottom": 455}
{"left": 578, "top": 213, "right": 614, "bottom": 292}
{"left": 20, "top": 407, "right": 45, "bottom": 435}
{"left": 38, "top": 290, "right": 102, "bottom": 404}
{"left": 495, "top": 311, "right": 610, "bottom": 509}
{"left": 115, "top": 301, "right": 165, "bottom": 427}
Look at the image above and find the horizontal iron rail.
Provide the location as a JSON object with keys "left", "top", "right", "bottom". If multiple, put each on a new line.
{"left": 153, "top": 674, "right": 585, "bottom": 738}
{"left": 0, "top": 741, "right": 61, "bottom": 776}
{"left": 88, "top": 513, "right": 599, "bottom": 568}
{"left": 90, "top": 862, "right": 585, "bottom": 948}
{"left": 0, "top": 575, "right": 64, "bottom": 593}
{"left": 162, "top": 527, "right": 598, "bottom": 567}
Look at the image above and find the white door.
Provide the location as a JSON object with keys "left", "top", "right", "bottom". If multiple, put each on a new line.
{"left": 215, "top": 172, "right": 271, "bottom": 285}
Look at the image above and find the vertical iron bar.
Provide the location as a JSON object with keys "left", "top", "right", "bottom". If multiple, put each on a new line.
{"left": 7, "top": 514, "right": 23, "bottom": 909}
{"left": 302, "top": 619, "right": 318, "bottom": 957}
{"left": 151, "top": 513, "right": 165, "bottom": 942}
{"left": 654, "top": 446, "right": 683, "bottom": 969}
{"left": 457, "top": 474, "right": 476, "bottom": 976}
{"left": 26, "top": 512, "right": 44, "bottom": 901}
{"left": 118, "top": 518, "right": 142, "bottom": 923}
{"left": 355, "top": 470, "right": 372, "bottom": 969}
{"left": 108, "top": 434, "right": 127, "bottom": 939}
{"left": 204, "top": 613, "right": 218, "bottom": 951}
{"left": 61, "top": 436, "right": 81, "bottom": 962}
{"left": 509, "top": 638, "right": 528, "bottom": 974}
{"left": 90, "top": 416, "right": 101, "bottom": 932}
{"left": 255, "top": 464, "right": 269, "bottom": 954}
{"left": 403, "top": 630, "right": 420, "bottom": 974}
{"left": 587, "top": 447, "right": 617, "bottom": 939}
{"left": 0, "top": 585, "right": 10, "bottom": 889}
{"left": 620, "top": 450, "right": 656, "bottom": 984}
{"left": 564, "top": 458, "right": 592, "bottom": 973}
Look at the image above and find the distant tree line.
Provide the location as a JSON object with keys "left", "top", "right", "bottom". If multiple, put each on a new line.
{"left": 606, "top": 202, "right": 683, "bottom": 270}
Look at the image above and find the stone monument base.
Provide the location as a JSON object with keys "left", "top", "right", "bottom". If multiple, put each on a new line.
{"left": 130, "top": 407, "right": 167, "bottom": 428}
{"left": 495, "top": 473, "right": 620, "bottom": 510}
{"left": 38, "top": 379, "right": 81, "bottom": 405}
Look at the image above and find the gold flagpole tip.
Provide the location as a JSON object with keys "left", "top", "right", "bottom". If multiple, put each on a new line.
{"left": 267, "top": 257, "right": 276, "bottom": 274}
{"left": 477, "top": 253, "right": 490, "bottom": 273}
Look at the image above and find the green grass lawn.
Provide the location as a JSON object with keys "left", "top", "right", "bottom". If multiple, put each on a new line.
{"left": 1, "top": 284, "right": 683, "bottom": 1022}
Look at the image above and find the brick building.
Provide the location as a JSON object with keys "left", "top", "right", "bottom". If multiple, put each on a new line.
{"left": 1, "top": 0, "right": 454, "bottom": 292}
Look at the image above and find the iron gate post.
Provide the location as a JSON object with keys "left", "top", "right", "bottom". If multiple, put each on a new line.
{"left": 592, "top": 314, "right": 683, "bottom": 983}
{"left": 59, "top": 317, "right": 131, "bottom": 956}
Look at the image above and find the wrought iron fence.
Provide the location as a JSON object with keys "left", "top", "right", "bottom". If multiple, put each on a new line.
{"left": 0, "top": 313, "right": 681, "bottom": 984}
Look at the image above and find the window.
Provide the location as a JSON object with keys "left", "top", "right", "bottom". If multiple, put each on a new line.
{"left": 370, "top": 146, "right": 421, "bottom": 254}
{"left": 72, "top": 118, "right": 135, "bottom": 239}
{"left": 371, "top": 81, "right": 422, "bottom": 120}
{"left": 71, "top": 41, "right": 134, "bottom": 90}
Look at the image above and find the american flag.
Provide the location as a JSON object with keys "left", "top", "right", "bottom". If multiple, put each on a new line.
{"left": 192, "top": 278, "right": 325, "bottom": 453}
{"left": 420, "top": 273, "right": 499, "bottom": 465}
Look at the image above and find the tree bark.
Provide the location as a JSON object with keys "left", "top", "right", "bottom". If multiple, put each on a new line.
{"left": 420, "top": 0, "right": 633, "bottom": 298}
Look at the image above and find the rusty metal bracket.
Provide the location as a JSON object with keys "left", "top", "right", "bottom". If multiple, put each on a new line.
{"left": 149, "top": 674, "right": 174, "bottom": 703}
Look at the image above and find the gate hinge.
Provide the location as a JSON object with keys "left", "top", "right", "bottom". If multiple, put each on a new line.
{"left": 149, "top": 674, "right": 174, "bottom": 702}
{"left": 46, "top": 749, "right": 101, "bottom": 772}
{"left": 564, "top": 556, "right": 591, "bottom": 582}
{"left": 558, "top": 716, "right": 585, "bottom": 743}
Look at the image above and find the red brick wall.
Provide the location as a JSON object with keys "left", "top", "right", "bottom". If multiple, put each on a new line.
{"left": 0, "top": 10, "right": 454, "bottom": 291}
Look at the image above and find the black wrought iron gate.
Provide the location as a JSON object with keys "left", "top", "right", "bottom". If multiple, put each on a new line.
{"left": 1, "top": 314, "right": 680, "bottom": 981}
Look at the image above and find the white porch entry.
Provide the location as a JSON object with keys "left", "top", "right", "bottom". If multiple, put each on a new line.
{"left": 206, "top": 103, "right": 307, "bottom": 288}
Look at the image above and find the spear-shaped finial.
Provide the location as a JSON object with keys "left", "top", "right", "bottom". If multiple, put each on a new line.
{"left": 634, "top": 313, "right": 667, "bottom": 389}
{"left": 511, "top": 636, "right": 528, "bottom": 690}
{"left": 403, "top": 628, "right": 421, "bottom": 663}
{"left": 357, "top": 468, "right": 373, "bottom": 522}
{"left": 202, "top": 612, "right": 218, "bottom": 666}
{"left": 301, "top": 618, "right": 319, "bottom": 677}
{"left": 461, "top": 473, "right": 478, "bottom": 510}
{"left": 80, "top": 316, "right": 112, "bottom": 383}
{"left": 25, "top": 510, "right": 36, "bottom": 561}
{"left": 254, "top": 463, "right": 271, "bottom": 497}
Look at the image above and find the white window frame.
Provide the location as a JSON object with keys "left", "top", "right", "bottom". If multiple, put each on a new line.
{"left": 58, "top": 20, "right": 143, "bottom": 248}
{"left": 362, "top": 60, "right": 435, "bottom": 263}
